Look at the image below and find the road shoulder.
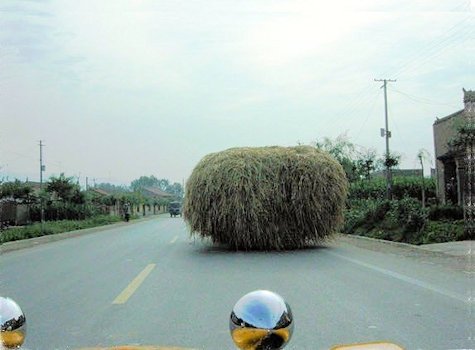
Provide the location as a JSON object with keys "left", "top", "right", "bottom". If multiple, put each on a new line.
{"left": 336, "top": 234, "right": 473, "bottom": 272}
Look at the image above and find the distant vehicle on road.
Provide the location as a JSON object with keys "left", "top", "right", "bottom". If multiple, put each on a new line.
{"left": 168, "top": 201, "right": 182, "bottom": 217}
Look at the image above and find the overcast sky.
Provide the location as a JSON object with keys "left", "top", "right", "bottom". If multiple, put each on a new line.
{"left": 1, "top": 0, "right": 474, "bottom": 187}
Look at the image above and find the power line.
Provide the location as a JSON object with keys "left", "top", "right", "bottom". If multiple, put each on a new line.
{"left": 353, "top": 88, "right": 382, "bottom": 144}
{"left": 392, "top": 17, "right": 474, "bottom": 79}
{"left": 396, "top": 30, "right": 474, "bottom": 80}
{"left": 378, "top": 15, "right": 473, "bottom": 79}
{"left": 319, "top": 84, "right": 380, "bottom": 139}
{"left": 388, "top": 86, "right": 460, "bottom": 108}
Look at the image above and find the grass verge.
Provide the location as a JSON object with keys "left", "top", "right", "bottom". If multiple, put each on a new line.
{"left": 0, "top": 215, "right": 123, "bottom": 244}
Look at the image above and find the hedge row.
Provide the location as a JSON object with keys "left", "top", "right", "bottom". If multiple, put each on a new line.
{"left": 348, "top": 176, "right": 436, "bottom": 201}
{"left": 343, "top": 198, "right": 467, "bottom": 244}
{"left": 0, "top": 215, "right": 123, "bottom": 244}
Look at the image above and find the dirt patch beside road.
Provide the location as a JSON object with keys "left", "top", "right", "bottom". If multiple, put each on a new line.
{"left": 336, "top": 234, "right": 473, "bottom": 273}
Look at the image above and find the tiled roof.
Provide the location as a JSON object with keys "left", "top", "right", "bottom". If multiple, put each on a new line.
{"left": 90, "top": 188, "right": 110, "bottom": 196}
{"left": 142, "top": 187, "right": 173, "bottom": 198}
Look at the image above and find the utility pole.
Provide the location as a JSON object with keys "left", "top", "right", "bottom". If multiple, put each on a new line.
{"left": 418, "top": 153, "right": 425, "bottom": 208}
{"left": 39, "top": 140, "right": 45, "bottom": 232}
{"left": 375, "top": 78, "right": 396, "bottom": 199}
{"left": 86, "top": 176, "right": 89, "bottom": 190}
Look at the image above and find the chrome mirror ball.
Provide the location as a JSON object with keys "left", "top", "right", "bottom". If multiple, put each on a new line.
{"left": 230, "top": 290, "right": 294, "bottom": 350}
{"left": 0, "top": 297, "right": 26, "bottom": 349}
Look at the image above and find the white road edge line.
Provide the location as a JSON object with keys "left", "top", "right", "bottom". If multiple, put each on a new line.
{"left": 327, "top": 251, "right": 467, "bottom": 303}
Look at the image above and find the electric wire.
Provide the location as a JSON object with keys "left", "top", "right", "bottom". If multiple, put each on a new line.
{"left": 378, "top": 15, "right": 473, "bottom": 79}
{"left": 392, "top": 17, "right": 474, "bottom": 79}
{"left": 353, "top": 88, "right": 382, "bottom": 145}
{"left": 388, "top": 86, "right": 460, "bottom": 108}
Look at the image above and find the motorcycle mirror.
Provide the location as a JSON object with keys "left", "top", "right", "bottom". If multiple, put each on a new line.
{"left": 0, "top": 297, "right": 27, "bottom": 349}
{"left": 230, "top": 290, "right": 293, "bottom": 350}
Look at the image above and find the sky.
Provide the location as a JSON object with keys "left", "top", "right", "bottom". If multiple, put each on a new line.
{"left": 0, "top": 0, "right": 474, "bottom": 187}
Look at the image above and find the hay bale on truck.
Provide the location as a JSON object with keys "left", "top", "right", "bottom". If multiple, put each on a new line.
{"left": 183, "top": 146, "right": 348, "bottom": 250}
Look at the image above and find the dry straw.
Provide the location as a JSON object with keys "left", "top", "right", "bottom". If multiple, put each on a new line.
{"left": 183, "top": 146, "right": 348, "bottom": 250}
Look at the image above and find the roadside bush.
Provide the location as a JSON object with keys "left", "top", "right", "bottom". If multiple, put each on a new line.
{"left": 344, "top": 197, "right": 430, "bottom": 244}
{"left": 348, "top": 178, "right": 386, "bottom": 200}
{"left": 428, "top": 205, "right": 463, "bottom": 221}
{"left": 343, "top": 207, "right": 366, "bottom": 234}
{"left": 349, "top": 176, "right": 436, "bottom": 201}
{"left": 387, "top": 197, "right": 428, "bottom": 234}
{"left": 392, "top": 177, "right": 436, "bottom": 201}
{"left": 343, "top": 199, "right": 391, "bottom": 233}
{"left": 421, "top": 220, "right": 465, "bottom": 244}
{"left": 368, "top": 228, "right": 404, "bottom": 242}
{"left": 30, "top": 202, "right": 99, "bottom": 221}
{"left": 0, "top": 215, "right": 122, "bottom": 244}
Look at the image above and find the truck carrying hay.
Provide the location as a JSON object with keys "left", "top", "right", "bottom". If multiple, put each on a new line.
{"left": 183, "top": 146, "right": 348, "bottom": 250}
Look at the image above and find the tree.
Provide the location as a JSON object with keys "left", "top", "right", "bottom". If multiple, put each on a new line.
{"left": 167, "top": 182, "right": 184, "bottom": 198}
{"left": 417, "top": 149, "right": 431, "bottom": 208}
{"left": 130, "top": 175, "right": 160, "bottom": 191}
{"left": 374, "top": 152, "right": 401, "bottom": 170}
{"left": 0, "top": 180, "right": 34, "bottom": 203}
{"left": 311, "top": 134, "right": 403, "bottom": 185}
{"left": 157, "top": 178, "right": 170, "bottom": 192}
{"left": 130, "top": 175, "right": 180, "bottom": 196}
{"left": 313, "top": 134, "right": 360, "bottom": 182}
{"left": 46, "top": 173, "right": 84, "bottom": 204}
{"left": 355, "top": 148, "right": 378, "bottom": 181}
{"left": 449, "top": 116, "right": 475, "bottom": 149}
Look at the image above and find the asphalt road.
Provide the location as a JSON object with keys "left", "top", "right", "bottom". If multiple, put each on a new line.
{"left": 0, "top": 216, "right": 472, "bottom": 350}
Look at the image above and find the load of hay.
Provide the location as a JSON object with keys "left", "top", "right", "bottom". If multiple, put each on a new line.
{"left": 183, "top": 146, "right": 348, "bottom": 250}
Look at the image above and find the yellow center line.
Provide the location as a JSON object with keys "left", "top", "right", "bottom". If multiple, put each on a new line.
{"left": 113, "top": 264, "right": 156, "bottom": 304}
{"left": 170, "top": 236, "right": 178, "bottom": 244}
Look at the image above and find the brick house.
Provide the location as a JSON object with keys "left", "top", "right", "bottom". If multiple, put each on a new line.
{"left": 433, "top": 88, "right": 474, "bottom": 205}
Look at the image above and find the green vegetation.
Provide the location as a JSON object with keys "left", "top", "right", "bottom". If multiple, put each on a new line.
{"left": 343, "top": 179, "right": 466, "bottom": 245}
{"left": 308, "top": 135, "right": 464, "bottom": 245}
{"left": 130, "top": 175, "right": 184, "bottom": 198}
{"left": 312, "top": 134, "right": 401, "bottom": 182}
{"left": 422, "top": 220, "right": 465, "bottom": 243}
{"left": 348, "top": 176, "right": 436, "bottom": 201}
{"left": 0, "top": 180, "right": 34, "bottom": 202}
{"left": 184, "top": 146, "right": 348, "bottom": 250}
{"left": 0, "top": 173, "right": 180, "bottom": 243}
{"left": 0, "top": 215, "right": 122, "bottom": 244}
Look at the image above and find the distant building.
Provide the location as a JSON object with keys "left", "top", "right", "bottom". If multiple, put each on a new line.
{"left": 372, "top": 169, "right": 423, "bottom": 178}
{"left": 89, "top": 188, "right": 111, "bottom": 197}
{"left": 140, "top": 187, "right": 174, "bottom": 200}
{"left": 433, "top": 88, "right": 474, "bottom": 205}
